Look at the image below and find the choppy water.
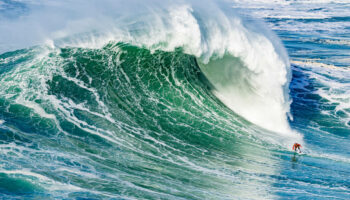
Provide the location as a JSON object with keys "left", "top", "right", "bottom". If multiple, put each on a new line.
{"left": 0, "top": 0, "right": 349, "bottom": 199}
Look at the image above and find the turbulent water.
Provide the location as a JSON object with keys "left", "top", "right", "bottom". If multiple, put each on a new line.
{"left": 0, "top": 0, "right": 349, "bottom": 199}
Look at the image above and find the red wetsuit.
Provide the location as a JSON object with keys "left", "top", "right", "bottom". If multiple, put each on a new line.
{"left": 292, "top": 143, "right": 302, "bottom": 152}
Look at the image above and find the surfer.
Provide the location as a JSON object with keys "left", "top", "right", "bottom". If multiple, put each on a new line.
{"left": 292, "top": 143, "right": 302, "bottom": 153}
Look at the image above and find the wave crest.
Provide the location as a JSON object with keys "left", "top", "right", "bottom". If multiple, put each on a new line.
{"left": 1, "top": 0, "right": 294, "bottom": 134}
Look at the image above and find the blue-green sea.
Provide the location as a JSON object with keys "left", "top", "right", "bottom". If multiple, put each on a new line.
{"left": 0, "top": 0, "right": 349, "bottom": 199}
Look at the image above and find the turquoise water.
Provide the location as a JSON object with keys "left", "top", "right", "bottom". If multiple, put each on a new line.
{"left": 0, "top": 0, "right": 350, "bottom": 199}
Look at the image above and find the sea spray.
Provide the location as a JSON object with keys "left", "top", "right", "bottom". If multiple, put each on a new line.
{"left": 0, "top": 0, "right": 297, "bottom": 136}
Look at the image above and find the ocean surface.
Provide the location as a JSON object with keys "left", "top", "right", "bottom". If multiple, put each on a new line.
{"left": 0, "top": 0, "right": 349, "bottom": 199}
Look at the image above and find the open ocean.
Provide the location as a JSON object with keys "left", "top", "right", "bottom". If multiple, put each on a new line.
{"left": 0, "top": 0, "right": 349, "bottom": 199}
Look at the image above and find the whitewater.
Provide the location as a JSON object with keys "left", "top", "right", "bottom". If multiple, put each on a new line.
{"left": 0, "top": 0, "right": 349, "bottom": 199}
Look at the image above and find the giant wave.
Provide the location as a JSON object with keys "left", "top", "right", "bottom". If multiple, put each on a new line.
{"left": 0, "top": 0, "right": 317, "bottom": 199}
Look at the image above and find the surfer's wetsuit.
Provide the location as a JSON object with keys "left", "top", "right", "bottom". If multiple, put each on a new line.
{"left": 293, "top": 143, "right": 302, "bottom": 153}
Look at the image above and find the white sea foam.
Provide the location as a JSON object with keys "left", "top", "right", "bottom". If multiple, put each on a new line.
{"left": 292, "top": 60, "right": 350, "bottom": 70}
{"left": 270, "top": 21, "right": 350, "bottom": 34}
{"left": 292, "top": 60, "right": 350, "bottom": 128}
{"left": 231, "top": 0, "right": 350, "bottom": 36}
{"left": 0, "top": 0, "right": 299, "bottom": 137}
{"left": 320, "top": 39, "right": 350, "bottom": 46}
{"left": 305, "top": 149, "right": 350, "bottom": 164}
{"left": 0, "top": 169, "right": 84, "bottom": 192}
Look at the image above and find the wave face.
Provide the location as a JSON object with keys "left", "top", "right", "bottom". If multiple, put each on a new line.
{"left": 0, "top": 43, "right": 283, "bottom": 199}
{"left": 1, "top": 0, "right": 350, "bottom": 199}
{"left": 0, "top": 0, "right": 293, "bottom": 134}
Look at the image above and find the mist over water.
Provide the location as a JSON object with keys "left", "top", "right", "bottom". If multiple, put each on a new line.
{"left": 0, "top": 0, "right": 349, "bottom": 199}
